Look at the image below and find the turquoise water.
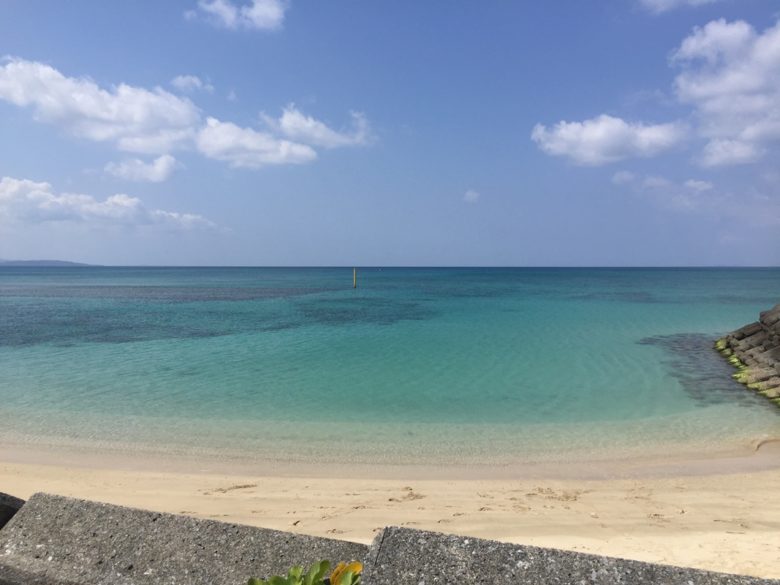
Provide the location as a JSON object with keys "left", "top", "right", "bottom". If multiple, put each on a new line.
{"left": 1, "top": 267, "right": 779, "bottom": 465}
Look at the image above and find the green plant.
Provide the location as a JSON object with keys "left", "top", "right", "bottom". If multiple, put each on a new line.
{"left": 248, "top": 560, "right": 362, "bottom": 585}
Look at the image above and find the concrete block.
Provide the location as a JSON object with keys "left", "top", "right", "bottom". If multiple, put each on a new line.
{"left": 362, "top": 527, "right": 778, "bottom": 585}
{"left": 0, "top": 493, "right": 367, "bottom": 585}
{"left": 0, "top": 493, "right": 24, "bottom": 531}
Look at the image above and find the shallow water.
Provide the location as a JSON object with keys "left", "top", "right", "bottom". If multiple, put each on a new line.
{"left": 1, "top": 267, "right": 778, "bottom": 465}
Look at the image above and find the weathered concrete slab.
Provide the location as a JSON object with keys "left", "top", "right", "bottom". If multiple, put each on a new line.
{"left": 362, "top": 527, "right": 779, "bottom": 585}
{"left": 0, "top": 493, "right": 367, "bottom": 585}
{"left": 717, "top": 301, "right": 780, "bottom": 407}
{"left": 0, "top": 493, "right": 24, "bottom": 531}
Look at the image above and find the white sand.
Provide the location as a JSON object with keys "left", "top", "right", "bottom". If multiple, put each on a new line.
{"left": 2, "top": 441, "right": 780, "bottom": 578}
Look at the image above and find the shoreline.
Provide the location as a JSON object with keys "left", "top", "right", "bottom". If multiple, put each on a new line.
{"left": 2, "top": 442, "right": 780, "bottom": 577}
{"left": 2, "top": 434, "right": 780, "bottom": 480}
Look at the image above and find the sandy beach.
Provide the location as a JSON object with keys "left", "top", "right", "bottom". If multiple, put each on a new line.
{"left": 2, "top": 441, "right": 780, "bottom": 579}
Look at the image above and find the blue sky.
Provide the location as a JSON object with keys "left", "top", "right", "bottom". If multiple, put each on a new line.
{"left": 1, "top": 0, "right": 779, "bottom": 266}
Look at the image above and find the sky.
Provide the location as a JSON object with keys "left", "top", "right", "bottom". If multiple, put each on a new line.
{"left": 1, "top": 0, "right": 779, "bottom": 266}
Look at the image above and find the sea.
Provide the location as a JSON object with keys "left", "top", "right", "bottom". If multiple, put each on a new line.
{"left": 1, "top": 266, "right": 779, "bottom": 467}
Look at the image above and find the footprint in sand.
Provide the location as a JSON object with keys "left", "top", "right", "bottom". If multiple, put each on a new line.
{"left": 205, "top": 483, "right": 258, "bottom": 495}
{"left": 389, "top": 487, "right": 426, "bottom": 502}
{"left": 647, "top": 513, "right": 669, "bottom": 523}
{"left": 528, "top": 487, "right": 584, "bottom": 502}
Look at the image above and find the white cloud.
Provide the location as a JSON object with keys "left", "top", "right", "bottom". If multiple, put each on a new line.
{"left": 672, "top": 19, "right": 780, "bottom": 166}
{"left": 105, "top": 155, "right": 179, "bottom": 183}
{"left": 699, "top": 139, "right": 764, "bottom": 167}
{"left": 263, "top": 104, "right": 371, "bottom": 148}
{"left": 171, "top": 74, "right": 214, "bottom": 93}
{"left": 531, "top": 115, "right": 686, "bottom": 166}
{"left": 0, "top": 176, "right": 213, "bottom": 228}
{"left": 463, "top": 189, "right": 481, "bottom": 203}
{"left": 192, "top": 0, "right": 288, "bottom": 30}
{"left": 196, "top": 117, "right": 316, "bottom": 168}
{"left": 612, "top": 171, "right": 780, "bottom": 227}
{"left": 0, "top": 57, "right": 371, "bottom": 173}
{"left": 0, "top": 58, "right": 200, "bottom": 154}
{"left": 611, "top": 171, "right": 636, "bottom": 185}
{"left": 684, "top": 179, "right": 714, "bottom": 191}
{"left": 639, "top": 0, "right": 721, "bottom": 14}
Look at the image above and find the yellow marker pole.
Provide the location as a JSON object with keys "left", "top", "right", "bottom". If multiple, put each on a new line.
{"left": 353, "top": 267, "right": 357, "bottom": 288}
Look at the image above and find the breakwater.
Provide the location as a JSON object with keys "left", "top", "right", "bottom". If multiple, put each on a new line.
{"left": 716, "top": 303, "right": 780, "bottom": 406}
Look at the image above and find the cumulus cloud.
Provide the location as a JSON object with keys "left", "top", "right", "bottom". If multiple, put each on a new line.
{"left": 0, "top": 57, "right": 371, "bottom": 173}
{"left": 262, "top": 104, "right": 371, "bottom": 148}
{"left": 104, "top": 155, "right": 179, "bottom": 183}
{"left": 191, "top": 0, "right": 288, "bottom": 30}
{"left": 0, "top": 176, "right": 213, "bottom": 228}
{"left": 531, "top": 115, "right": 686, "bottom": 166}
{"left": 196, "top": 117, "right": 316, "bottom": 168}
{"left": 672, "top": 19, "right": 780, "bottom": 166}
{"left": 0, "top": 58, "right": 199, "bottom": 154}
{"left": 639, "top": 0, "right": 721, "bottom": 14}
{"left": 171, "top": 74, "right": 214, "bottom": 93}
{"left": 534, "top": 19, "right": 780, "bottom": 168}
{"left": 463, "top": 189, "right": 481, "bottom": 203}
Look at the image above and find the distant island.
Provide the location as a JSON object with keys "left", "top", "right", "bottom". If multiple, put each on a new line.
{"left": 0, "top": 259, "right": 91, "bottom": 267}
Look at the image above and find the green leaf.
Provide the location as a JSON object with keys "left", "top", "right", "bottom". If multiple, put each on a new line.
{"left": 312, "top": 560, "right": 330, "bottom": 583}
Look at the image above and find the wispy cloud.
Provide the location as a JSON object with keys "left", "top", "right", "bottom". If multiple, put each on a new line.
{"left": 196, "top": 117, "right": 316, "bottom": 168}
{"left": 262, "top": 104, "right": 372, "bottom": 148}
{"left": 463, "top": 189, "right": 481, "bottom": 203}
{"left": 639, "top": 0, "right": 722, "bottom": 15}
{"left": 171, "top": 74, "right": 214, "bottom": 94}
{"left": 189, "top": 0, "right": 289, "bottom": 30}
{"left": 612, "top": 171, "right": 780, "bottom": 227}
{"left": 0, "top": 176, "right": 214, "bottom": 229}
{"left": 104, "top": 155, "right": 179, "bottom": 183}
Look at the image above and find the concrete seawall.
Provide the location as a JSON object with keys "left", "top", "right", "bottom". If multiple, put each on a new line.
{"left": 716, "top": 303, "right": 780, "bottom": 407}
{"left": 1, "top": 492, "right": 778, "bottom": 584}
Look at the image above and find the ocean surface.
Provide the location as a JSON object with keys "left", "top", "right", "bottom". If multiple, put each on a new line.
{"left": 1, "top": 267, "right": 779, "bottom": 466}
